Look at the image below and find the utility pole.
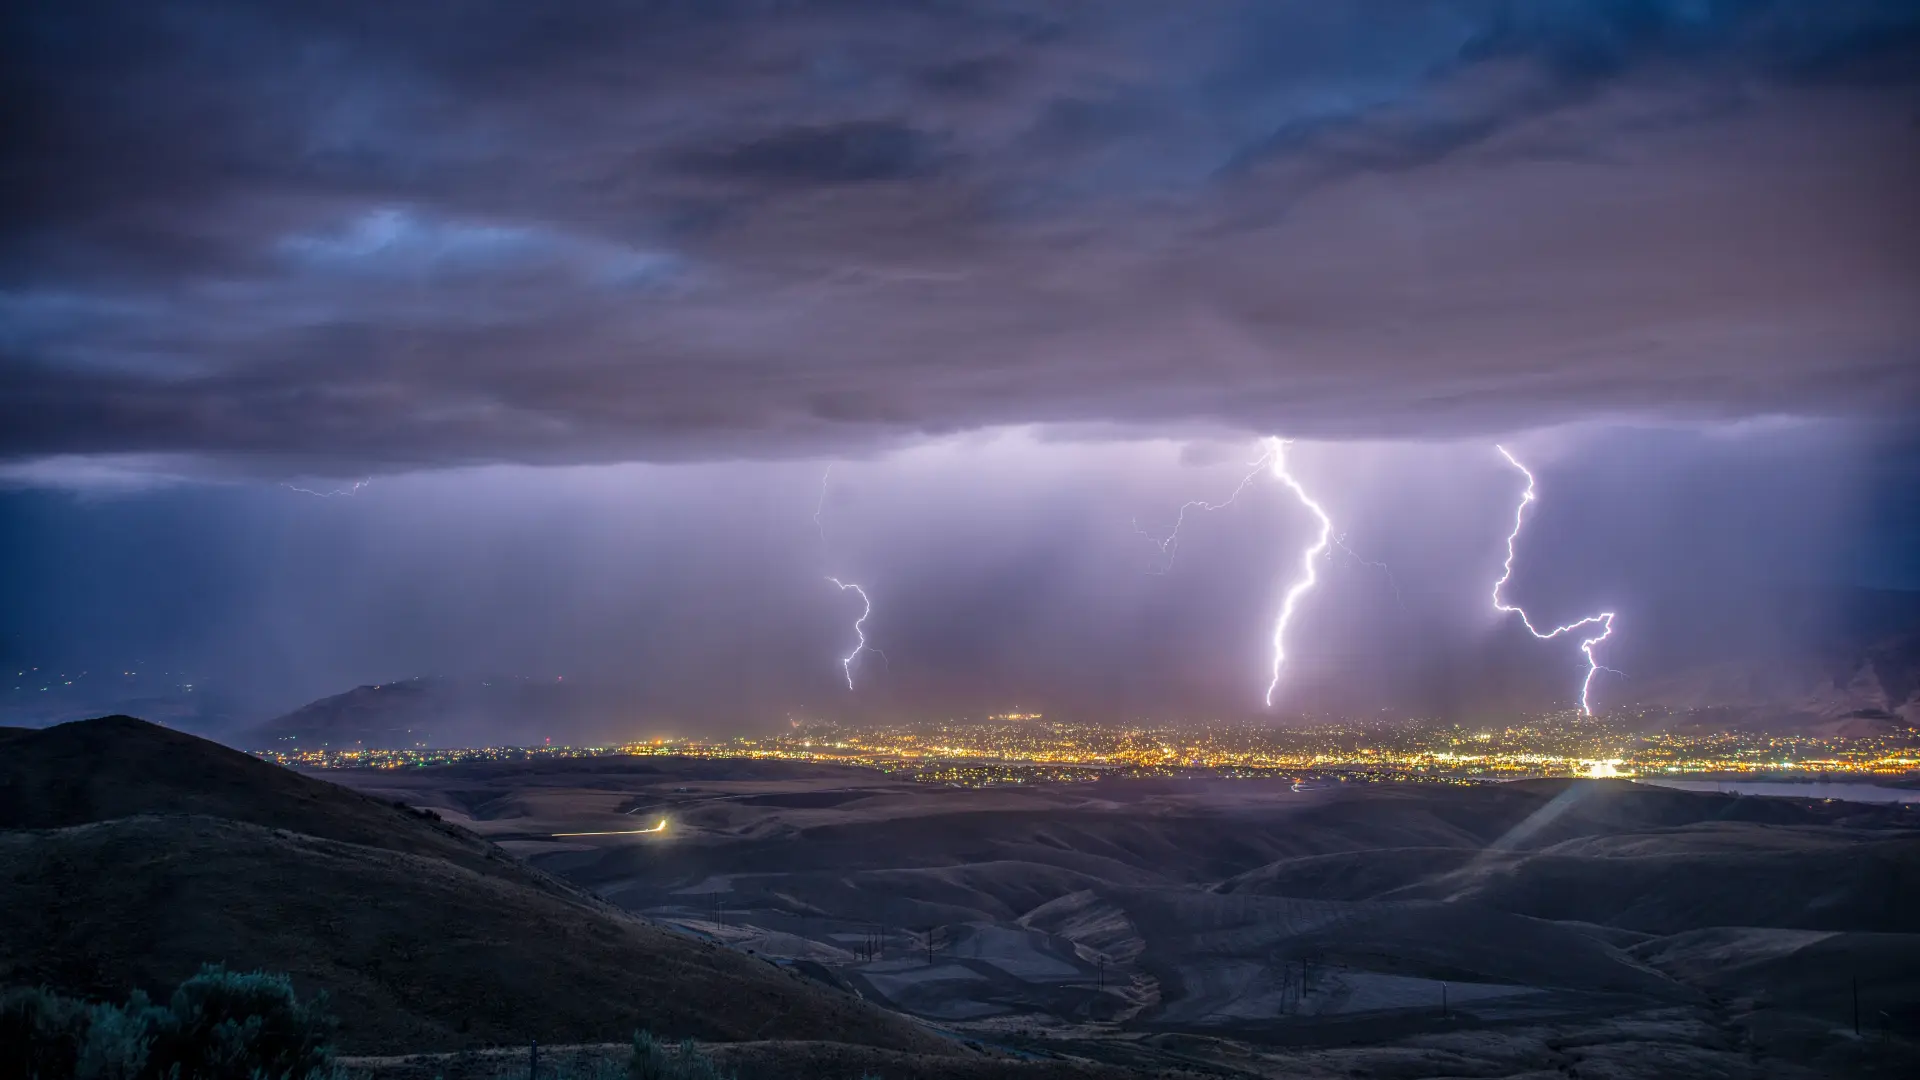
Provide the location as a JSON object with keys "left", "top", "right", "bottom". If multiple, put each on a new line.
{"left": 1441, "top": 982, "right": 1448, "bottom": 1020}
{"left": 1097, "top": 956, "right": 1105, "bottom": 992}
{"left": 529, "top": 1039, "right": 539, "bottom": 1080}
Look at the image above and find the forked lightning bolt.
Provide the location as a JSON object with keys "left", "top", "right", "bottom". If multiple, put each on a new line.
{"left": 1492, "top": 445, "right": 1616, "bottom": 715}
{"left": 816, "top": 466, "right": 884, "bottom": 690}
{"left": 1133, "top": 446, "right": 1276, "bottom": 572}
{"left": 827, "top": 577, "right": 882, "bottom": 690}
{"left": 1265, "top": 439, "right": 1333, "bottom": 707}
{"left": 284, "top": 478, "right": 371, "bottom": 497}
{"left": 1331, "top": 534, "right": 1406, "bottom": 612}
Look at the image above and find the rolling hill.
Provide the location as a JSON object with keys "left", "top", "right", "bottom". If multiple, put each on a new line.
{"left": 0, "top": 717, "right": 953, "bottom": 1057}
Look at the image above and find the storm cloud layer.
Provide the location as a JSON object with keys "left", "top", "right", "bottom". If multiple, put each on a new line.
{"left": 5, "top": 0, "right": 1918, "bottom": 471}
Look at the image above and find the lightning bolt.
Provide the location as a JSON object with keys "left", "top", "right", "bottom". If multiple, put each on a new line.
{"left": 1492, "top": 445, "right": 1617, "bottom": 715}
{"left": 813, "top": 464, "right": 833, "bottom": 548}
{"left": 815, "top": 467, "right": 885, "bottom": 690}
{"left": 283, "top": 478, "right": 371, "bottom": 497}
{"left": 827, "top": 577, "right": 884, "bottom": 689}
{"left": 1331, "top": 533, "right": 1407, "bottom": 612}
{"left": 1133, "top": 445, "right": 1277, "bottom": 572}
{"left": 1265, "top": 439, "right": 1333, "bottom": 708}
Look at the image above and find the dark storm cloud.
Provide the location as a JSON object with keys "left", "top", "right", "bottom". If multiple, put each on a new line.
{"left": 676, "top": 120, "right": 941, "bottom": 186}
{"left": 3, "top": 1, "right": 1917, "bottom": 471}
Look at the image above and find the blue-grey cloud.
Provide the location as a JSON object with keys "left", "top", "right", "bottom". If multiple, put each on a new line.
{"left": 2, "top": 1, "right": 1916, "bottom": 472}
{"left": 676, "top": 120, "right": 942, "bottom": 186}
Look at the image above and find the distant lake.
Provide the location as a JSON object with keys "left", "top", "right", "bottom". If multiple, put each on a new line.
{"left": 1636, "top": 778, "right": 1920, "bottom": 805}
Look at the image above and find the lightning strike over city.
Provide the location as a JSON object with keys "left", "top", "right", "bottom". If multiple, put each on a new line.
{"left": 814, "top": 467, "right": 886, "bottom": 689}
{"left": 1331, "top": 533, "right": 1407, "bottom": 612}
{"left": 9, "top": 4, "right": 1919, "bottom": 1064}
{"left": 1492, "top": 445, "right": 1619, "bottom": 715}
{"left": 827, "top": 577, "right": 880, "bottom": 690}
{"left": 1133, "top": 444, "right": 1277, "bottom": 572}
{"left": 1265, "top": 439, "right": 1335, "bottom": 708}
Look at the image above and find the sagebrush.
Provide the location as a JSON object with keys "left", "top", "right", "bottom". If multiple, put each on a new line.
{"left": 0, "top": 964, "right": 337, "bottom": 1080}
{"left": 628, "top": 1030, "right": 731, "bottom": 1080}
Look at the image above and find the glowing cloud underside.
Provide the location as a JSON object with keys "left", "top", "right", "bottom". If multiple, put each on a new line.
{"left": 1492, "top": 445, "right": 1616, "bottom": 715}
{"left": 1265, "top": 438, "right": 1334, "bottom": 708}
{"left": 827, "top": 576, "right": 879, "bottom": 690}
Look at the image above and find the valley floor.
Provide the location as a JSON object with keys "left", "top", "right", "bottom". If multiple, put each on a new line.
{"left": 331, "top": 760, "right": 1920, "bottom": 1078}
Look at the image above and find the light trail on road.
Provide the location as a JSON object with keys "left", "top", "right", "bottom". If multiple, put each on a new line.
{"left": 553, "top": 818, "right": 668, "bottom": 837}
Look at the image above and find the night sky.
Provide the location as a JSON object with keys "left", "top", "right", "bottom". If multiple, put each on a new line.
{"left": 3, "top": 2, "right": 1917, "bottom": 733}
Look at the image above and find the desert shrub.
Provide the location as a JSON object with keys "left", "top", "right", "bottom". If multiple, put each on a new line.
{"left": 1, "top": 986, "right": 91, "bottom": 1080}
{"left": 0, "top": 967, "right": 336, "bottom": 1080}
{"left": 628, "top": 1031, "right": 731, "bottom": 1080}
{"left": 74, "top": 995, "right": 156, "bottom": 1080}
{"left": 148, "top": 965, "right": 337, "bottom": 1080}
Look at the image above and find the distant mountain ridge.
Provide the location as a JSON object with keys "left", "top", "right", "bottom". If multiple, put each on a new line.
{"left": 1631, "top": 628, "right": 1920, "bottom": 731}
{"left": 244, "top": 676, "right": 625, "bottom": 749}
{"left": 249, "top": 679, "right": 448, "bottom": 748}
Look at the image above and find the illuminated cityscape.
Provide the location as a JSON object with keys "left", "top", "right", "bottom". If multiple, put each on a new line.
{"left": 255, "top": 710, "right": 1920, "bottom": 789}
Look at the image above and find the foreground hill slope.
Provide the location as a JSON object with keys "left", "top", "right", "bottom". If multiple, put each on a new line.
{"left": 4, "top": 716, "right": 473, "bottom": 843}
{"left": 0, "top": 717, "right": 952, "bottom": 1057}
{"left": 0, "top": 715, "right": 596, "bottom": 901}
{"left": 0, "top": 816, "right": 950, "bottom": 1055}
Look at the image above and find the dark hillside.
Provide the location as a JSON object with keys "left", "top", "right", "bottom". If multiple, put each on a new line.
{"left": 0, "top": 815, "right": 952, "bottom": 1055}
{"left": 0, "top": 715, "right": 572, "bottom": 895}
{"left": 0, "top": 717, "right": 954, "bottom": 1058}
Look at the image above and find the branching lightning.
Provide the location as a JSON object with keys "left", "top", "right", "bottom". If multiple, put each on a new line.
{"left": 283, "top": 478, "right": 371, "bottom": 497}
{"left": 1331, "top": 533, "right": 1406, "bottom": 612}
{"left": 1141, "top": 439, "right": 1347, "bottom": 705}
{"left": 1265, "top": 438, "right": 1333, "bottom": 707}
{"left": 1491, "top": 445, "right": 1617, "bottom": 715}
{"left": 817, "top": 466, "right": 884, "bottom": 690}
{"left": 827, "top": 576, "right": 884, "bottom": 689}
{"left": 1133, "top": 445, "right": 1276, "bottom": 572}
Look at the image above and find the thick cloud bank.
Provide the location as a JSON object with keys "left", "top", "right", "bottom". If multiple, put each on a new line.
{"left": 4, "top": 1, "right": 1917, "bottom": 470}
